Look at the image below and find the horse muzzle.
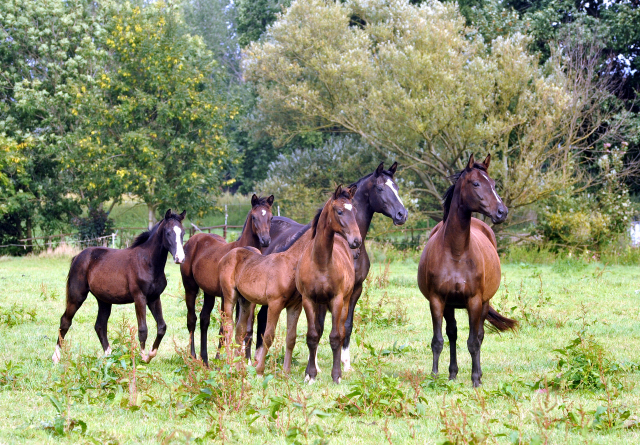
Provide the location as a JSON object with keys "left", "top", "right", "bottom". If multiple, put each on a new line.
{"left": 491, "top": 205, "right": 508, "bottom": 224}
{"left": 174, "top": 254, "right": 185, "bottom": 264}
{"left": 393, "top": 209, "right": 408, "bottom": 226}
{"left": 349, "top": 237, "right": 362, "bottom": 249}
{"left": 259, "top": 236, "right": 271, "bottom": 248}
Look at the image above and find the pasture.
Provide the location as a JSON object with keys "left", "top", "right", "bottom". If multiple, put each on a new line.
{"left": 0, "top": 250, "right": 639, "bottom": 444}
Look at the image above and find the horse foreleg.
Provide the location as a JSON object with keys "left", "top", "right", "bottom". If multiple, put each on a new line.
{"left": 313, "top": 304, "right": 328, "bottom": 374}
{"left": 199, "top": 293, "right": 216, "bottom": 366}
{"left": 146, "top": 297, "right": 167, "bottom": 362}
{"left": 95, "top": 300, "right": 112, "bottom": 356}
{"left": 467, "top": 297, "right": 487, "bottom": 387}
{"left": 302, "top": 297, "right": 320, "bottom": 384}
{"left": 283, "top": 298, "right": 302, "bottom": 374}
{"left": 443, "top": 305, "right": 458, "bottom": 380}
{"left": 133, "top": 296, "right": 151, "bottom": 363}
{"left": 328, "top": 296, "right": 346, "bottom": 384}
{"left": 341, "top": 282, "right": 363, "bottom": 372}
{"left": 429, "top": 297, "right": 445, "bottom": 377}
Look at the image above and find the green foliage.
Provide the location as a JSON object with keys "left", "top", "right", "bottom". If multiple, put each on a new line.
{"left": 0, "top": 303, "right": 37, "bottom": 327}
{"left": 73, "top": 208, "right": 115, "bottom": 242}
{"left": 236, "top": 0, "right": 291, "bottom": 47}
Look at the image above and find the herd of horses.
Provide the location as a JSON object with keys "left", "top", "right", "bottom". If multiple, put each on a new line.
{"left": 52, "top": 155, "right": 516, "bottom": 387}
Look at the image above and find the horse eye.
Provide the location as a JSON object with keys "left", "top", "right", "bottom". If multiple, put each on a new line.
{"left": 473, "top": 181, "right": 480, "bottom": 187}
{"left": 337, "top": 209, "right": 343, "bottom": 215}
{"left": 377, "top": 185, "right": 384, "bottom": 191}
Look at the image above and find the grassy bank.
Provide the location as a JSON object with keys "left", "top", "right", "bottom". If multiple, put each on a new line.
{"left": 0, "top": 252, "right": 639, "bottom": 444}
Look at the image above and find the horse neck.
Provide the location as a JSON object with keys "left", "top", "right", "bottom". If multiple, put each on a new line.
{"left": 311, "top": 205, "right": 336, "bottom": 268}
{"left": 352, "top": 183, "right": 374, "bottom": 241}
{"left": 139, "top": 223, "right": 169, "bottom": 274}
{"left": 443, "top": 185, "right": 472, "bottom": 257}
{"left": 235, "top": 212, "right": 260, "bottom": 248}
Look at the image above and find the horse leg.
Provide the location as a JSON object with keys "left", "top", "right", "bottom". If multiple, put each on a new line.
{"left": 53, "top": 272, "right": 89, "bottom": 363}
{"left": 133, "top": 296, "right": 152, "bottom": 363}
{"left": 313, "top": 304, "right": 328, "bottom": 374}
{"left": 467, "top": 297, "right": 486, "bottom": 387}
{"left": 255, "top": 301, "right": 285, "bottom": 376}
{"left": 145, "top": 297, "right": 167, "bottom": 362}
{"left": 241, "top": 302, "right": 256, "bottom": 360}
{"left": 94, "top": 300, "right": 112, "bottom": 356}
{"left": 341, "top": 282, "right": 363, "bottom": 372}
{"left": 329, "top": 296, "right": 346, "bottom": 384}
{"left": 429, "top": 297, "right": 445, "bottom": 377}
{"left": 443, "top": 305, "right": 458, "bottom": 380}
{"left": 183, "top": 277, "right": 200, "bottom": 359}
{"left": 234, "top": 297, "right": 251, "bottom": 363}
{"left": 302, "top": 297, "right": 320, "bottom": 384}
{"left": 255, "top": 304, "right": 268, "bottom": 352}
{"left": 283, "top": 298, "right": 302, "bottom": 374}
{"left": 199, "top": 293, "right": 216, "bottom": 366}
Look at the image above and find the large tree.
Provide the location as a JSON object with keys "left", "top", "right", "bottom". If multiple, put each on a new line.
{"left": 74, "top": 1, "right": 236, "bottom": 228}
{"left": 244, "top": 0, "right": 627, "bottom": 219}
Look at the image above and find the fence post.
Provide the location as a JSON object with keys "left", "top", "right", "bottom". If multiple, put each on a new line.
{"left": 277, "top": 205, "right": 280, "bottom": 217}
{"left": 224, "top": 204, "right": 228, "bottom": 240}
{"left": 111, "top": 233, "right": 116, "bottom": 248}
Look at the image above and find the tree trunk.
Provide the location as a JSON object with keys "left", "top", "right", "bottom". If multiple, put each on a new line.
{"left": 147, "top": 203, "right": 157, "bottom": 230}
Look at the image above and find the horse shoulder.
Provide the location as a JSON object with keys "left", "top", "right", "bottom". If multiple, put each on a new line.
{"left": 471, "top": 217, "right": 497, "bottom": 249}
{"left": 428, "top": 221, "right": 444, "bottom": 239}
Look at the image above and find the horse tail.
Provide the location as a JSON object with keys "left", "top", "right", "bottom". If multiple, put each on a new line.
{"left": 65, "top": 254, "right": 78, "bottom": 302}
{"left": 485, "top": 305, "right": 518, "bottom": 332}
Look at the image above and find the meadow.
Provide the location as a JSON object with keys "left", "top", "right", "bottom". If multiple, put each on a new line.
{"left": 0, "top": 247, "right": 639, "bottom": 444}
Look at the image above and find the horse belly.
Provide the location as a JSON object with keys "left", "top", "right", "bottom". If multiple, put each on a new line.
{"left": 87, "top": 268, "right": 132, "bottom": 302}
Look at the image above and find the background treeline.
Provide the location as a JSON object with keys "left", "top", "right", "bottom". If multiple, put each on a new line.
{"left": 1, "top": 0, "right": 639, "bottom": 255}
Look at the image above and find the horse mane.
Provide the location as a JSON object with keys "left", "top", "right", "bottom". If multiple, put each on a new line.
{"left": 442, "top": 163, "right": 488, "bottom": 222}
{"left": 348, "top": 167, "right": 396, "bottom": 189}
{"left": 310, "top": 207, "right": 323, "bottom": 238}
{"left": 129, "top": 218, "right": 169, "bottom": 248}
{"left": 274, "top": 223, "right": 313, "bottom": 253}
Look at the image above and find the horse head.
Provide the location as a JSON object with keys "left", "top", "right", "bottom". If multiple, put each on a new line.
{"left": 162, "top": 209, "right": 187, "bottom": 263}
{"left": 458, "top": 154, "right": 508, "bottom": 224}
{"left": 327, "top": 184, "right": 362, "bottom": 249}
{"left": 250, "top": 194, "right": 274, "bottom": 248}
{"left": 366, "top": 162, "right": 408, "bottom": 226}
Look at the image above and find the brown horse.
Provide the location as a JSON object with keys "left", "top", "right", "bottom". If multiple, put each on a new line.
{"left": 180, "top": 194, "right": 274, "bottom": 365}
{"left": 417, "top": 154, "right": 517, "bottom": 387}
{"left": 53, "top": 209, "right": 186, "bottom": 364}
{"left": 296, "top": 185, "right": 362, "bottom": 384}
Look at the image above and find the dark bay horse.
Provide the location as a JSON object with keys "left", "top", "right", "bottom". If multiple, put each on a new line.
{"left": 53, "top": 209, "right": 186, "bottom": 364}
{"left": 180, "top": 194, "right": 273, "bottom": 365}
{"left": 417, "top": 154, "right": 517, "bottom": 387}
{"left": 296, "top": 185, "right": 362, "bottom": 384}
{"left": 252, "top": 163, "right": 408, "bottom": 370}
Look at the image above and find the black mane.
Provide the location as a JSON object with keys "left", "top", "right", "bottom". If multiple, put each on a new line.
{"left": 310, "top": 207, "right": 323, "bottom": 238}
{"left": 128, "top": 212, "right": 182, "bottom": 248}
{"left": 442, "top": 163, "right": 487, "bottom": 222}
{"left": 348, "top": 168, "right": 395, "bottom": 189}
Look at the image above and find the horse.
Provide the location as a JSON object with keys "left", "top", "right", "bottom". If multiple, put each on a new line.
{"left": 52, "top": 209, "right": 186, "bottom": 364}
{"left": 180, "top": 194, "right": 274, "bottom": 365}
{"left": 296, "top": 185, "right": 362, "bottom": 384}
{"left": 251, "top": 162, "right": 408, "bottom": 370}
{"left": 216, "top": 205, "right": 338, "bottom": 375}
{"left": 417, "top": 154, "right": 517, "bottom": 387}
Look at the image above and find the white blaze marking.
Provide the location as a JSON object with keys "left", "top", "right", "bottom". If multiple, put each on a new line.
{"left": 261, "top": 209, "right": 266, "bottom": 216}
{"left": 173, "top": 226, "right": 185, "bottom": 263}
{"left": 481, "top": 173, "right": 503, "bottom": 203}
{"left": 52, "top": 345, "right": 61, "bottom": 364}
{"left": 344, "top": 203, "right": 352, "bottom": 211}
{"left": 385, "top": 179, "right": 404, "bottom": 205}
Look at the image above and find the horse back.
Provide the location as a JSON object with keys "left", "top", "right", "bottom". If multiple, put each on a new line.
{"left": 77, "top": 247, "right": 134, "bottom": 302}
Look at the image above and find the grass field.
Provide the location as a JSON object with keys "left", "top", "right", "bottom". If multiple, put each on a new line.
{"left": 0, "top": 249, "right": 639, "bottom": 444}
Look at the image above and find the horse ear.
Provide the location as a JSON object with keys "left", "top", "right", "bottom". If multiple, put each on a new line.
{"left": 482, "top": 153, "right": 491, "bottom": 169}
{"left": 164, "top": 209, "right": 172, "bottom": 220}
{"left": 466, "top": 153, "right": 475, "bottom": 170}
{"left": 334, "top": 184, "right": 343, "bottom": 199}
{"left": 251, "top": 194, "right": 259, "bottom": 207}
{"left": 266, "top": 195, "right": 275, "bottom": 206}
{"left": 375, "top": 162, "right": 384, "bottom": 177}
{"left": 179, "top": 210, "right": 186, "bottom": 221}
{"left": 389, "top": 162, "right": 398, "bottom": 176}
{"left": 347, "top": 184, "right": 358, "bottom": 199}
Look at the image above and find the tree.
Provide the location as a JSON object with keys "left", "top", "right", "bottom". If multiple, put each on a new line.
{"left": 80, "top": 1, "right": 236, "bottom": 228}
{"left": 0, "top": 0, "right": 107, "bottom": 252}
{"left": 244, "top": 0, "right": 627, "bottom": 220}
{"left": 235, "top": 0, "right": 291, "bottom": 47}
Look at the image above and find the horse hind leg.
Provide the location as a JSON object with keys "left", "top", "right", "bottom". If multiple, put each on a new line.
{"left": 443, "top": 305, "right": 458, "bottom": 380}
{"left": 466, "top": 298, "right": 487, "bottom": 387}
{"left": 95, "top": 300, "right": 113, "bottom": 356}
{"left": 53, "top": 266, "right": 90, "bottom": 363}
{"left": 183, "top": 276, "right": 200, "bottom": 359}
{"left": 145, "top": 297, "right": 167, "bottom": 362}
{"left": 199, "top": 293, "right": 216, "bottom": 366}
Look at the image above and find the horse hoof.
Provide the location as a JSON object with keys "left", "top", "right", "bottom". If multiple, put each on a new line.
{"left": 52, "top": 346, "right": 61, "bottom": 364}
{"left": 304, "top": 374, "right": 316, "bottom": 385}
{"left": 343, "top": 365, "right": 352, "bottom": 372}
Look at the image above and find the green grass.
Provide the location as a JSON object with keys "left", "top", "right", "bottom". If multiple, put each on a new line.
{"left": 1, "top": 252, "right": 640, "bottom": 444}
